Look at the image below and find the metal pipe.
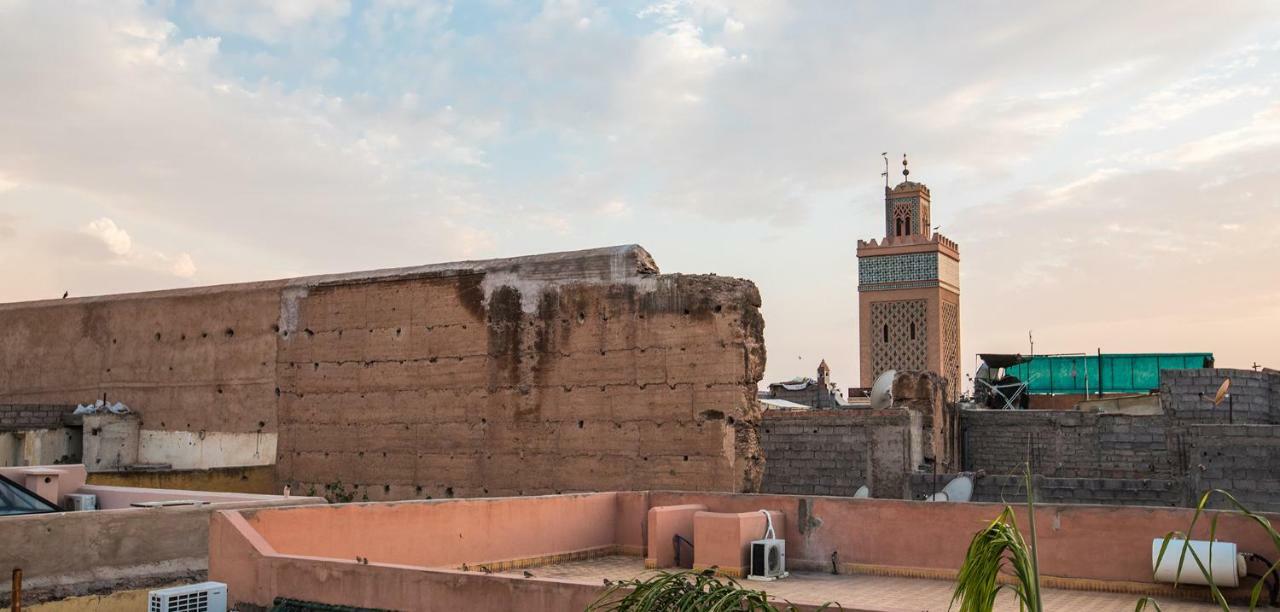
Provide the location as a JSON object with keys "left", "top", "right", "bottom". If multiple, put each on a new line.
{"left": 672, "top": 534, "right": 694, "bottom": 568}
{"left": 1097, "top": 348, "right": 1104, "bottom": 398}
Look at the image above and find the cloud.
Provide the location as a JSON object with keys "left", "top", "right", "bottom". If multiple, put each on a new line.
{"left": 79, "top": 217, "right": 197, "bottom": 278}
{"left": 1, "top": 0, "right": 1278, "bottom": 382}
{"left": 1104, "top": 45, "right": 1275, "bottom": 135}
{"left": 83, "top": 217, "right": 133, "bottom": 256}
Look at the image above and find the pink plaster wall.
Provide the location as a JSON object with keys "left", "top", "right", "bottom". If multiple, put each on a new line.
{"left": 644, "top": 504, "right": 705, "bottom": 569}
{"left": 692, "top": 510, "right": 785, "bottom": 576}
{"left": 241, "top": 492, "right": 621, "bottom": 568}
{"left": 210, "top": 508, "right": 619, "bottom": 612}
{"left": 650, "top": 492, "right": 1280, "bottom": 584}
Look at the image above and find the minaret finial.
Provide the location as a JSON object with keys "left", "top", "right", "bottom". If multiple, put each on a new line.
{"left": 881, "top": 152, "right": 889, "bottom": 188}
{"left": 902, "top": 153, "right": 909, "bottom": 181}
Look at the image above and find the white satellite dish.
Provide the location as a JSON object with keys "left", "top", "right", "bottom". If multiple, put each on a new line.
{"left": 940, "top": 476, "right": 974, "bottom": 503}
{"left": 853, "top": 485, "right": 870, "bottom": 498}
{"left": 870, "top": 370, "right": 896, "bottom": 410}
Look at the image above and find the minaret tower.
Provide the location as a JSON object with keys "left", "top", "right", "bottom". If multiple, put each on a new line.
{"left": 856, "top": 155, "right": 961, "bottom": 398}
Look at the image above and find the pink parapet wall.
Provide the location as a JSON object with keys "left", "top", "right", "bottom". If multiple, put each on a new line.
{"left": 211, "top": 492, "right": 641, "bottom": 611}
{"left": 240, "top": 492, "right": 622, "bottom": 568}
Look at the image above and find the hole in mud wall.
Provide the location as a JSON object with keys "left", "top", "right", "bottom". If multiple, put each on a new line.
{"left": 224, "top": 327, "right": 235, "bottom": 338}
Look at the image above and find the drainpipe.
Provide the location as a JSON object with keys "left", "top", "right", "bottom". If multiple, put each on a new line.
{"left": 11, "top": 567, "right": 20, "bottom": 612}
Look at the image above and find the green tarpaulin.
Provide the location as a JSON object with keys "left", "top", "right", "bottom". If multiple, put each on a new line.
{"left": 1001, "top": 353, "right": 1214, "bottom": 395}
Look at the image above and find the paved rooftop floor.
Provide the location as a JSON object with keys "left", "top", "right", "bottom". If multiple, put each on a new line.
{"left": 498, "top": 555, "right": 1221, "bottom": 612}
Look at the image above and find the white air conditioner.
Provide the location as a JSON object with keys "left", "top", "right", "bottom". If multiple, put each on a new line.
{"left": 64, "top": 493, "right": 97, "bottom": 511}
{"left": 148, "top": 582, "right": 227, "bottom": 612}
{"left": 748, "top": 539, "right": 787, "bottom": 581}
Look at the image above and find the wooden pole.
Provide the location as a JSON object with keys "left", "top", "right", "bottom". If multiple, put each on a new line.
{"left": 11, "top": 567, "right": 20, "bottom": 612}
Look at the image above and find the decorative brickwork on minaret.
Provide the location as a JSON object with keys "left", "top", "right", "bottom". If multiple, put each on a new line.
{"left": 857, "top": 157, "right": 961, "bottom": 398}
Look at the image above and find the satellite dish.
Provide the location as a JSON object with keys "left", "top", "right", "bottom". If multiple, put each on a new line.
{"left": 853, "top": 485, "right": 870, "bottom": 498}
{"left": 940, "top": 476, "right": 973, "bottom": 503}
{"left": 1213, "top": 378, "right": 1231, "bottom": 406}
{"left": 870, "top": 370, "right": 896, "bottom": 410}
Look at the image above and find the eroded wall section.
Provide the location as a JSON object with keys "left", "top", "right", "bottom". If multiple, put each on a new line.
{"left": 0, "top": 245, "right": 766, "bottom": 497}
{"left": 275, "top": 247, "right": 765, "bottom": 499}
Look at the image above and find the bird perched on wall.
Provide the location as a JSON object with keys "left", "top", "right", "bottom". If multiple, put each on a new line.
{"left": 523, "top": 570, "right": 534, "bottom": 578}
{"left": 62, "top": 291, "right": 68, "bottom": 299}
{"left": 460, "top": 563, "right": 469, "bottom": 572}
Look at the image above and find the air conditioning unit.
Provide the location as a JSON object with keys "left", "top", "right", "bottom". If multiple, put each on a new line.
{"left": 747, "top": 538, "right": 787, "bottom": 581}
{"left": 148, "top": 582, "right": 227, "bottom": 612}
{"left": 64, "top": 493, "right": 97, "bottom": 511}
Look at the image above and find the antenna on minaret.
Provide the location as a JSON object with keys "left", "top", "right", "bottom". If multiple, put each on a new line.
{"left": 881, "top": 152, "right": 889, "bottom": 188}
{"left": 902, "top": 153, "right": 910, "bottom": 181}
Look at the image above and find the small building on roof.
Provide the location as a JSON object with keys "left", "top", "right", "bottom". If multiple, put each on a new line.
{"left": 763, "top": 360, "right": 849, "bottom": 409}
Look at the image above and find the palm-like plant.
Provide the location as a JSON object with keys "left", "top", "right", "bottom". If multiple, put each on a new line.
{"left": 950, "top": 464, "right": 1043, "bottom": 612}
{"left": 586, "top": 569, "right": 836, "bottom": 612}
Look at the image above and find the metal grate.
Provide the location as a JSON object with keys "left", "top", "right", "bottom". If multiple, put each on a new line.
{"left": 151, "top": 590, "right": 209, "bottom": 612}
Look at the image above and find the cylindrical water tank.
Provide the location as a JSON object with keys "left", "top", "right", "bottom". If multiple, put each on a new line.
{"left": 1152, "top": 539, "right": 1245, "bottom": 587}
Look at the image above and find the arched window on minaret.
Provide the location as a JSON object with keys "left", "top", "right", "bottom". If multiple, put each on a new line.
{"left": 910, "top": 322, "right": 916, "bottom": 340}
{"left": 895, "top": 218, "right": 903, "bottom": 236}
{"left": 882, "top": 324, "right": 889, "bottom": 343}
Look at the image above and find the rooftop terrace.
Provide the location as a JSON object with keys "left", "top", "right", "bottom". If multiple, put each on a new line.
{"left": 211, "top": 490, "right": 1268, "bottom": 611}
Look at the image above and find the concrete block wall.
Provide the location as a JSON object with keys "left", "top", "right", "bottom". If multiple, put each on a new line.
{"left": 0, "top": 405, "right": 76, "bottom": 431}
{"left": 0, "top": 245, "right": 766, "bottom": 499}
{"left": 909, "top": 473, "right": 1181, "bottom": 507}
{"left": 1160, "top": 368, "right": 1276, "bottom": 424}
{"left": 961, "top": 410, "right": 1174, "bottom": 479}
{"left": 759, "top": 409, "right": 912, "bottom": 498}
{"left": 1186, "top": 424, "right": 1280, "bottom": 510}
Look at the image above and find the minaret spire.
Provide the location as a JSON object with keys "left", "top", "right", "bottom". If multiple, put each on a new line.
{"left": 902, "top": 153, "right": 909, "bottom": 181}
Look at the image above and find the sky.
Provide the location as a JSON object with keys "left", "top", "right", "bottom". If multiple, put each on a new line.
{"left": 1, "top": 0, "right": 1278, "bottom": 393}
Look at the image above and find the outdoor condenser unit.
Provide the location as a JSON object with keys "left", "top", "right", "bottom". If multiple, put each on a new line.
{"left": 748, "top": 538, "right": 786, "bottom": 581}
{"left": 63, "top": 493, "right": 96, "bottom": 511}
{"left": 747, "top": 510, "right": 787, "bottom": 581}
{"left": 148, "top": 582, "right": 227, "bottom": 612}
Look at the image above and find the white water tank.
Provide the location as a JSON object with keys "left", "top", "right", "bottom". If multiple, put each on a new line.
{"left": 1152, "top": 539, "right": 1246, "bottom": 587}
